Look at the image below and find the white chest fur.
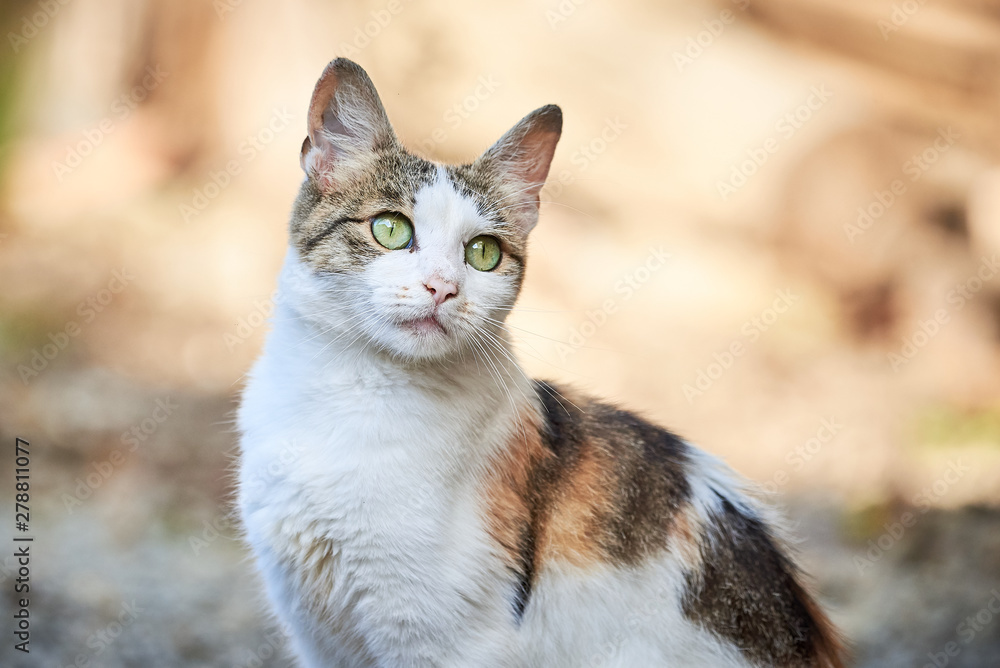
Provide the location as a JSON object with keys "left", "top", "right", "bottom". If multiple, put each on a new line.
{"left": 237, "top": 302, "right": 528, "bottom": 667}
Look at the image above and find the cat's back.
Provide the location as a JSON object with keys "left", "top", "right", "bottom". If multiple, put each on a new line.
{"left": 496, "top": 381, "right": 844, "bottom": 667}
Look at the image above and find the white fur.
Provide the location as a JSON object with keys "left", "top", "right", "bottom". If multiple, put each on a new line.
{"left": 238, "top": 173, "right": 756, "bottom": 667}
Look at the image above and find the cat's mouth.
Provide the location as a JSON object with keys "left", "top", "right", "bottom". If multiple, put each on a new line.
{"left": 399, "top": 315, "right": 447, "bottom": 335}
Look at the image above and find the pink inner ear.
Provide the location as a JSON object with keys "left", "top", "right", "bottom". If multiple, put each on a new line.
{"left": 308, "top": 65, "right": 342, "bottom": 147}
{"left": 301, "top": 65, "right": 343, "bottom": 188}
{"left": 299, "top": 136, "right": 314, "bottom": 173}
{"left": 300, "top": 136, "right": 336, "bottom": 190}
{"left": 481, "top": 106, "right": 562, "bottom": 214}
{"left": 514, "top": 130, "right": 561, "bottom": 199}
{"left": 321, "top": 107, "right": 352, "bottom": 141}
{"left": 309, "top": 158, "right": 336, "bottom": 191}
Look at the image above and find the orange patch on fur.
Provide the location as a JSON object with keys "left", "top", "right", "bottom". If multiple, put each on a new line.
{"left": 280, "top": 520, "right": 341, "bottom": 613}
{"left": 481, "top": 392, "right": 700, "bottom": 576}
{"left": 535, "top": 447, "right": 611, "bottom": 567}
{"left": 481, "top": 416, "right": 545, "bottom": 572}
{"left": 480, "top": 408, "right": 615, "bottom": 573}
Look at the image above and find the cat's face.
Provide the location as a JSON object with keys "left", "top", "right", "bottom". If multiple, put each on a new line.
{"left": 283, "top": 59, "right": 561, "bottom": 362}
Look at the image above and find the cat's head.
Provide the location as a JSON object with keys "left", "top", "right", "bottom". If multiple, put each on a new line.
{"left": 283, "top": 59, "right": 561, "bottom": 362}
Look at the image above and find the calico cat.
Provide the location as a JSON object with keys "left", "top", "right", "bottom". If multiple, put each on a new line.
{"left": 237, "top": 58, "right": 845, "bottom": 667}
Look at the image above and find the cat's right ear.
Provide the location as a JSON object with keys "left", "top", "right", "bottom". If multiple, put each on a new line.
{"left": 300, "top": 58, "right": 396, "bottom": 190}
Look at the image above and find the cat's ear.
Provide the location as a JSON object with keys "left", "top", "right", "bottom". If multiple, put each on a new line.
{"left": 476, "top": 105, "right": 562, "bottom": 233}
{"left": 300, "top": 58, "right": 397, "bottom": 190}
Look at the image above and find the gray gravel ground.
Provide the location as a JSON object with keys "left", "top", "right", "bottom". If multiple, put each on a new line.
{"left": 2, "top": 368, "right": 999, "bottom": 667}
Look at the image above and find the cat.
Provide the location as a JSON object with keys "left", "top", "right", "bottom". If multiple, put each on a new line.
{"left": 237, "top": 58, "right": 846, "bottom": 668}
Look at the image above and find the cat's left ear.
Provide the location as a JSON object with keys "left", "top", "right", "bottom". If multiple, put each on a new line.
{"left": 300, "top": 58, "right": 397, "bottom": 190}
{"left": 476, "top": 105, "right": 562, "bottom": 233}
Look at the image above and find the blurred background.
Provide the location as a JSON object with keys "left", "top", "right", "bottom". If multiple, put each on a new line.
{"left": 1, "top": 0, "right": 999, "bottom": 665}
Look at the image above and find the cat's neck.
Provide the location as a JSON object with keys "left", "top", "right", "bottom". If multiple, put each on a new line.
{"left": 252, "top": 297, "right": 536, "bottom": 476}
{"left": 267, "top": 296, "right": 531, "bottom": 409}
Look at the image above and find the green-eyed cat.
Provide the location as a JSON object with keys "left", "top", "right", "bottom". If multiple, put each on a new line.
{"left": 237, "top": 58, "right": 846, "bottom": 668}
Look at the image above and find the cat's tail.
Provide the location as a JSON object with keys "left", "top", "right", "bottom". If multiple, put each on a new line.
{"left": 683, "top": 448, "right": 849, "bottom": 668}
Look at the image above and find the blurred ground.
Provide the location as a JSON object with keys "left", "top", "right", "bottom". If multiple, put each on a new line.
{"left": 1, "top": 0, "right": 999, "bottom": 666}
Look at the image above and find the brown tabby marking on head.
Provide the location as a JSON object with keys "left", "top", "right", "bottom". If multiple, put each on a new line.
{"left": 290, "top": 59, "right": 559, "bottom": 286}
{"left": 682, "top": 497, "right": 847, "bottom": 667}
{"left": 444, "top": 164, "right": 530, "bottom": 264}
{"left": 290, "top": 152, "right": 437, "bottom": 274}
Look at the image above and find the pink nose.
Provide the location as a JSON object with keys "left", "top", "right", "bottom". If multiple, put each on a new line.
{"left": 424, "top": 276, "right": 458, "bottom": 306}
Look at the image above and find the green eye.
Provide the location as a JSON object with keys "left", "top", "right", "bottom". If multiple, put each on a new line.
{"left": 465, "top": 235, "right": 502, "bottom": 271}
{"left": 371, "top": 213, "right": 413, "bottom": 250}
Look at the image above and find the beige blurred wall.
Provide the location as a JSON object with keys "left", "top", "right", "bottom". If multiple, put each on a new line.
{"left": 2, "top": 0, "right": 999, "bottom": 507}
